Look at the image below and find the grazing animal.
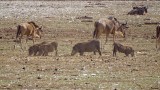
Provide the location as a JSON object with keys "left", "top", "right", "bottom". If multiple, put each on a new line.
{"left": 15, "top": 21, "right": 43, "bottom": 49}
{"left": 113, "top": 42, "right": 134, "bottom": 57}
{"left": 71, "top": 40, "right": 101, "bottom": 56}
{"left": 93, "top": 17, "right": 128, "bottom": 43}
{"left": 156, "top": 25, "right": 160, "bottom": 50}
{"left": 128, "top": 6, "right": 148, "bottom": 15}
{"left": 38, "top": 42, "right": 58, "bottom": 56}
{"left": 28, "top": 41, "right": 47, "bottom": 56}
{"left": 28, "top": 41, "right": 58, "bottom": 56}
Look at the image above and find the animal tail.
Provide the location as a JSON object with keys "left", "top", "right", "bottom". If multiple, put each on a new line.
{"left": 16, "top": 25, "right": 21, "bottom": 39}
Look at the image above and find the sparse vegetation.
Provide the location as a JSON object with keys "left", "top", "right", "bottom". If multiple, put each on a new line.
{"left": 0, "top": 1, "right": 159, "bottom": 90}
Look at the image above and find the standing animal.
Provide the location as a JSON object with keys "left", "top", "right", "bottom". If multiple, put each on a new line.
{"left": 113, "top": 42, "right": 134, "bottom": 57}
{"left": 128, "top": 6, "right": 148, "bottom": 15}
{"left": 93, "top": 17, "right": 128, "bottom": 43}
{"left": 71, "top": 40, "right": 101, "bottom": 56}
{"left": 28, "top": 41, "right": 47, "bottom": 56}
{"left": 38, "top": 42, "right": 58, "bottom": 56}
{"left": 156, "top": 25, "right": 160, "bottom": 50}
{"left": 15, "top": 21, "right": 43, "bottom": 49}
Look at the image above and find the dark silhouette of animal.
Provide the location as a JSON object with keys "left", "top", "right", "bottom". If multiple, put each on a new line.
{"left": 156, "top": 25, "right": 160, "bottom": 50}
{"left": 71, "top": 40, "right": 101, "bottom": 56}
{"left": 128, "top": 6, "right": 148, "bottom": 15}
{"left": 38, "top": 42, "right": 58, "bottom": 56}
{"left": 113, "top": 42, "right": 134, "bottom": 57}
{"left": 15, "top": 21, "right": 43, "bottom": 49}
{"left": 28, "top": 41, "right": 58, "bottom": 56}
{"left": 93, "top": 17, "right": 128, "bottom": 43}
{"left": 28, "top": 41, "right": 47, "bottom": 56}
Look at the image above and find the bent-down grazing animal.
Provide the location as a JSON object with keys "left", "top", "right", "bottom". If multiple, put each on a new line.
{"left": 28, "top": 41, "right": 58, "bottom": 56}
{"left": 38, "top": 42, "right": 58, "bottom": 56}
{"left": 93, "top": 17, "right": 128, "bottom": 43}
{"left": 15, "top": 21, "right": 43, "bottom": 49}
{"left": 71, "top": 40, "right": 101, "bottom": 56}
{"left": 28, "top": 41, "right": 47, "bottom": 56}
{"left": 113, "top": 42, "right": 134, "bottom": 57}
{"left": 128, "top": 6, "right": 148, "bottom": 15}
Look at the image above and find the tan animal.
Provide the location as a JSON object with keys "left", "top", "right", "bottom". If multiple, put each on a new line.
{"left": 15, "top": 21, "right": 43, "bottom": 49}
{"left": 71, "top": 40, "right": 101, "bottom": 56}
{"left": 113, "top": 42, "right": 134, "bottom": 57}
{"left": 93, "top": 17, "right": 128, "bottom": 43}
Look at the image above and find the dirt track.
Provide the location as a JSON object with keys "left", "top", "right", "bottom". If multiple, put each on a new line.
{"left": 0, "top": 1, "right": 159, "bottom": 90}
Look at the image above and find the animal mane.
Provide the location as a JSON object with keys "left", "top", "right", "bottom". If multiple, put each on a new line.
{"left": 28, "top": 21, "right": 39, "bottom": 28}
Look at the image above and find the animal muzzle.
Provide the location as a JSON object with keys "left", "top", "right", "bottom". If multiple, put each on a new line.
{"left": 71, "top": 50, "right": 77, "bottom": 56}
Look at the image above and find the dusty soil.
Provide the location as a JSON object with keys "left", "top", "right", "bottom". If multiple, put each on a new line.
{"left": 0, "top": 1, "right": 160, "bottom": 90}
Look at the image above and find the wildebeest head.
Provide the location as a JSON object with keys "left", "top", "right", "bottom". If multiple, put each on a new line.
{"left": 35, "top": 26, "right": 43, "bottom": 38}
{"left": 117, "top": 22, "right": 129, "bottom": 38}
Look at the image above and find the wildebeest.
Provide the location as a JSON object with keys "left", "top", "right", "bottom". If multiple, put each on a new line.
{"left": 128, "top": 6, "right": 148, "bottom": 15}
{"left": 156, "top": 25, "right": 160, "bottom": 50}
{"left": 113, "top": 42, "right": 134, "bottom": 57}
{"left": 71, "top": 40, "right": 101, "bottom": 56}
{"left": 28, "top": 41, "right": 58, "bottom": 56}
{"left": 15, "top": 21, "right": 43, "bottom": 49}
{"left": 93, "top": 17, "right": 128, "bottom": 43}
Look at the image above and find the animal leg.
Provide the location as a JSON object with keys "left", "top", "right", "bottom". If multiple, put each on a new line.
{"left": 79, "top": 52, "right": 84, "bottom": 56}
{"left": 113, "top": 48, "right": 117, "bottom": 57}
{"left": 105, "top": 32, "right": 110, "bottom": 44}
{"left": 125, "top": 53, "right": 129, "bottom": 57}
{"left": 32, "top": 36, "right": 35, "bottom": 44}
{"left": 96, "top": 46, "right": 102, "bottom": 56}
{"left": 55, "top": 50, "right": 58, "bottom": 56}
{"left": 93, "top": 51, "right": 96, "bottom": 55}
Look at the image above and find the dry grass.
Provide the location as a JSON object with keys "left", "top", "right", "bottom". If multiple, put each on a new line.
{"left": 0, "top": 1, "right": 160, "bottom": 90}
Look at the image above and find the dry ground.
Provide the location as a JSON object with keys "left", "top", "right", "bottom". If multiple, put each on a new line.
{"left": 0, "top": 1, "right": 160, "bottom": 90}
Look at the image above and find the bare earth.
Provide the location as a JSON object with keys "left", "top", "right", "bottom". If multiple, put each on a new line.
{"left": 0, "top": 1, "right": 159, "bottom": 90}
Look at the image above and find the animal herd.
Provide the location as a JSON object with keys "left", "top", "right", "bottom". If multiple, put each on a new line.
{"left": 14, "top": 5, "right": 160, "bottom": 57}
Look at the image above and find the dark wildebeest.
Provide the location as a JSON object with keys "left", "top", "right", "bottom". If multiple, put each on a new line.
{"left": 28, "top": 41, "right": 58, "bottom": 56}
{"left": 28, "top": 41, "right": 47, "bottom": 56}
{"left": 156, "top": 25, "right": 160, "bottom": 50}
{"left": 128, "top": 6, "right": 148, "bottom": 15}
{"left": 71, "top": 40, "right": 101, "bottom": 56}
{"left": 93, "top": 17, "right": 128, "bottom": 43}
{"left": 113, "top": 42, "right": 134, "bottom": 57}
{"left": 15, "top": 21, "right": 43, "bottom": 49}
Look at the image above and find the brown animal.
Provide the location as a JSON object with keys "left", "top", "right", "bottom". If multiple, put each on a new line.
{"left": 93, "top": 17, "right": 128, "bottom": 43}
{"left": 15, "top": 21, "right": 43, "bottom": 49}
{"left": 38, "top": 42, "right": 58, "bottom": 56}
{"left": 113, "top": 42, "right": 134, "bottom": 57}
{"left": 71, "top": 40, "right": 101, "bottom": 56}
{"left": 28, "top": 41, "right": 47, "bottom": 56}
{"left": 156, "top": 25, "right": 160, "bottom": 50}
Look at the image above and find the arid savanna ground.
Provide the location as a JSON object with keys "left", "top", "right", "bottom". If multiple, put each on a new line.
{"left": 0, "top": 1, "right": 160, "bottom": 90}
